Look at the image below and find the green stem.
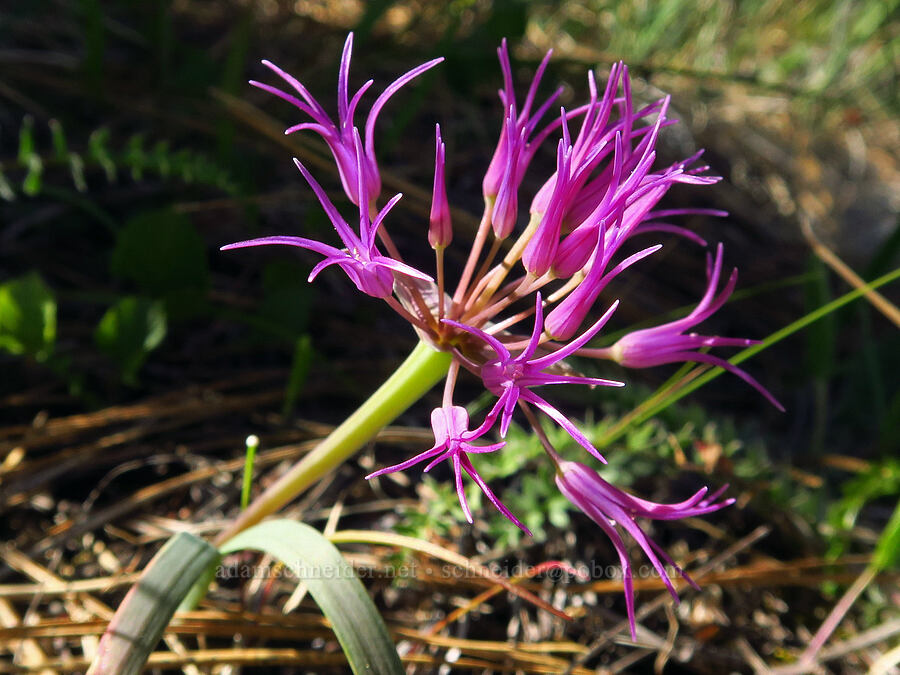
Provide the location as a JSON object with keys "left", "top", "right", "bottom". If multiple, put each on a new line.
{"left": 240, "top": 434, "right": 259, "bottom": 510}
{"left": 215, "top": 340, "right": 452, "bottom": 546}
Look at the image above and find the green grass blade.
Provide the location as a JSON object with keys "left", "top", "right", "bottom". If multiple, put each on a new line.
{"left": 89, "top": 532, "right": 218, "bottom": 675}
{"left": 17, "top": 116, "right": 35, "bottom": 163}
{"left": 872, "top": 501, "right": 900, "bottom": 573}
{"left": 282, "top": 334, "right": 313, "bottom": 417}
{"left": 220, "top": 519, "right": 404, "bottom": 675}
{"left": 600, "top": 266, "right": 900, "bottom": 447}
{"left": 49, "top": 119, "right": 68, "bottom": 159}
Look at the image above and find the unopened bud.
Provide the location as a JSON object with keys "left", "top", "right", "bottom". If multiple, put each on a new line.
{"left": 428, "top": 124, "right": 452, "bottom": 249}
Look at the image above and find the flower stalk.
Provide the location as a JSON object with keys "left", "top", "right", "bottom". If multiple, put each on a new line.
{"left": 215, "top": 340, "right": 451, "bottom": 546}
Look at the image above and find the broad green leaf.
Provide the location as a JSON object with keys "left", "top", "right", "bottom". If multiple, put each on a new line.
{"left": 220, "top": 519, "right": 404, "bottom": 675}
{"left": 94, "top": 296, "right": 167, "bottom": 385}
{"left": 110, "top": 209, "right": 209, "bottom": 317}
{"left": 89, "top": 532, "right": 218, "bottom": 675}
{"left": 0, "top": 272, "right": 56, "bottom": 361}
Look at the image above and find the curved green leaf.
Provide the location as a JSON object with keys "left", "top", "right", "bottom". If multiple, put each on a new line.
{"left": 220, "top": 519, "right": 403, "bottom": 675}
{"left": 89, "top": 532, "right": 219, "bottom": 675}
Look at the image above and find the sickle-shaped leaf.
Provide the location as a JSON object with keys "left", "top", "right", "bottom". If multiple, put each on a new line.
{"left": 88, "top": 532, "right": 219, "bottom": 675}
{"left": 220, "top": 519, "right": 403, "bottom": 675}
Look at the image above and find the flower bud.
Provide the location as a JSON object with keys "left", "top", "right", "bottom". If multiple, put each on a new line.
{"left": 490, "top": 112, "right": 521, "bottom": 238}
{"left": 428, "top": 124, "right": 452, "bottom": 249}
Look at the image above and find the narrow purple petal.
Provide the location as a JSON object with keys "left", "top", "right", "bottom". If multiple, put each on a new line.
{"left": 250, "top": 81, "right": 325, "bottom": 122}
{"left": 498, "top": 386, "right": 519, "bottom": 437}
{"left": 292, "top": 158, "right": 361, "bottom": 250}
{"left": 220, "top": 236, "right": 342, "bottom": 259}
{"left": 670, "top": 351, "right": 785, "bottom": 412}
{"left": 352, "top": 127, "right": 373, "bottom": 225}
{"left": 345, "top": 79, "right": 375, "bottom": 132}
{"left": 308, "top": 256, "right": 350, "bottom": 283}
{"left": 442, "top": 318, "right": 511, "bottom": 362}
{"left": 613, "top": 510, "right": 681, "bottom": 601}
{"left": 491, "top": 111, "right": 521, "bottom": 238}
{"left": 460, "top": 454, "right": 530, "bottom": 534}
{"left": 423, "top": 449, "right": 453, "bottom": 473}
{"left": 556, "top": 471, "right": 637, "bottom": 638}
{"left": 518, "top": 294, "right": 546, "bottom": 361}
{"left": 522, "top": 139, "right": 570, "bottom": 276}
{"left": 369, "top": 192, "right": 404, "bottom": 249}
{"left": 524, "top": 372, "right": 624, "bottom": 388}
{"left": 365, "top": 444, "right": 445, "bottom": 479}
{"left": 632, "top": 222, "right": 708, "bottom": 246}
{"left": 646, "top": 537, "right": 701, "bottom": 591}
{"left": 530, "top": 300, "right": 619, "bottom": 368}
{"left": 448, "top": 453, "right": 472, "bottom": 523}
{"left": 520, "top": 48, "right": 554, "bottom": 121}
{"left": 258, "top": 60, "right": 328, "bottom": 118}
{"left": 337, "top": 33, "right": 354, "bottom": 124}
{"left": 364, "top": 57, "right": 444, "bottom": 160}
{"left": 371, "top": 256, "right": 433, "bottom": 282}
{"left": 646, "top": 208, "right": 728, "bottom": 219}
{"left": 463, "top": 441, "right": 507, "bottom": 454}
{"left": 284, "top": 121, "right": 338, "bottom": 138}
{"left": 521, "top": 391, "right": 606, "bottom": 463}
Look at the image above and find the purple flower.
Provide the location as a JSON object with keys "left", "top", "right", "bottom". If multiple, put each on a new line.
{"left": 482, "top": 40, "right": 562, "bottom": 201}
{"left": 555, "top": 459, "right": 733, "bottom": 639}
{"left": 630, "top": 205, "right": 727, "bottom": 247}
{"left": 228, "top": 36, "right": 782, "bottom": 627}
{"left": 537, "top": 92, "right": 722, "bottom": 286}
{"left": 521, "top": 134, "right": 573, "bottom": 276}
{"left": 529, "top": 64, "right": 628, "bottom": 218}
{"left": 366, "top": 405, "right": 528, "bottom": 532}
{"left": 221, "top": 133, "right": 431, "bottom": 299}
{"left": 445, "top": 294, "right": 623, "bottom": 462}
{"left": 490, "top": 109, "right": 524, "bottom": 238}
{"left": 545, "top": 241, "right": 662, "bottom": 341}
{"left": 251, "top": 33, "right": 442, "bottom": 206}
{"left": 545, "top": 100, "right": 677, "bottom": 282}
{"left": 587, "top": 243, "right": 784, "bottom": 410}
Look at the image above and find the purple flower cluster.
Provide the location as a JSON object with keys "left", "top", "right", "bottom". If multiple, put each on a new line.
{"left": 223, "top": 34, "right": 782, "bottom": 638}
